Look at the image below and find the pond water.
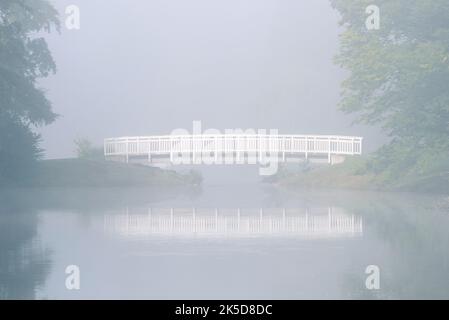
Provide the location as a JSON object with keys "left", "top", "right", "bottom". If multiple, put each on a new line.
{"left": 1, "top": 178, "right": 449, "bottom": 299}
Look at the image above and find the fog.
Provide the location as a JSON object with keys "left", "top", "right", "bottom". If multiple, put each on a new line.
{"left": 39, "top": 0, "right": 383, "bottom": 159}
{"left": 4, "top": 0, "right": 449, "bottom": 301}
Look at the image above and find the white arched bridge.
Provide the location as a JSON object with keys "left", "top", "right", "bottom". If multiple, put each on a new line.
{"left": 104, "top": 134, "right": 363, "bottom": 167}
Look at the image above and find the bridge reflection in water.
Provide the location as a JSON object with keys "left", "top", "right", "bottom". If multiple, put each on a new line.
{"left": 103, "top": 207, "right": 363, "bottom": 239}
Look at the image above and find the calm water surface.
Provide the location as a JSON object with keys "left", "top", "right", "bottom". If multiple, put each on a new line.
{"left": 1, "top": 182, "right": 449, "bottom": 299}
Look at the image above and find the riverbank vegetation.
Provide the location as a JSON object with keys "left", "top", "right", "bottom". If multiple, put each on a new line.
{"left": 332, "top": 0, "right": 449, "bottom": 191}
{"left": 0, "top": 1, "right": 59, "bottom": 186}
{"left": 270, "top": 156, "right": 449, "bottom": 193}
{"left": 15, "top": 158, "right": 202, "bottom": 188}
{"left": 0, "top": 2, "right": 201, "bottom": 189}
{"left": 274, "top": 1, "right": 449, "bottom": 193}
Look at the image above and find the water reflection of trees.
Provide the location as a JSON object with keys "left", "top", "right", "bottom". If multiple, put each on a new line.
{"left": 342, "top": 193, "right": 449, "bottom": 299}
{"left": 0, "top": 196, "right": 51, "bottom": 299}
{"left": 0, "top": 186, "right": 199, "bottom": 299}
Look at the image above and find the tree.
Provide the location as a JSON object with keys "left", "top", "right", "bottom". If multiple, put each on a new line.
{"left": 74, "top": 138, "right": 104, "bottom": 160}
{"left": 331, "top": 0, "right": 449, "bottom": 184}
{"left": 0, "top": 0, "right": 59, "bottom": 184}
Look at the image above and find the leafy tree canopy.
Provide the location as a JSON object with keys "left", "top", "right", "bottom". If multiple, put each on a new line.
{"left": 0, "top": 0, "right": 59, "bottom": 184}
{"left": 331, "top": 0, "right": 449, "bottom": 184}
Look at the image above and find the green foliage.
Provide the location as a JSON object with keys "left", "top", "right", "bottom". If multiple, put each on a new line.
{"left": 331, "top": 0, "right": 449, "bottom": 186}
{"left": 24, "top": 159, "right": 202, "bottom": 188}
{"left": 0, "top": 114, "right": 42, "bottom": 183}
{"left": 366, "top": 137, "right": 449, "bottom": 189}
{"left": 74, "top": 138, "right": 104, "bottom": 160}
{"left": 0, "top": 0, "right": 59, "bottom": 185}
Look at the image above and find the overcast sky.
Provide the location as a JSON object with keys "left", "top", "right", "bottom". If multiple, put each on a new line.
{"left": 39, "top": 0, "right": 383, "bottom": 159}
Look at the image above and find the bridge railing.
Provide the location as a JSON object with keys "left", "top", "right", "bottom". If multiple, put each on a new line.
{"left": 103, "top": 207, "right": 363, "bottom": 238}
{"left": 104, "top": 134, "right": 363, "bottom": 160}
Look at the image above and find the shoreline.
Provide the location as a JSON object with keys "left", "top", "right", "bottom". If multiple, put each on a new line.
{"left": 268, "top": 160, "right": 449, "bottom": 195}
{"left": 2, "top": 158, "right": 202, "bottom": 189}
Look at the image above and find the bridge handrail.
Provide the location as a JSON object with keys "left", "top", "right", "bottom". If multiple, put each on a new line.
{"left": 104, "top": 134, "right": 363, "bottom": 141}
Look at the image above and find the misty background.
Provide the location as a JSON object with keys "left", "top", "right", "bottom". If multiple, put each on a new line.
{"left": 3, "top": 0, "right": 449, "bottom": 301}
{"left": 39, "top": 0, "right": 383, "bottom": 159}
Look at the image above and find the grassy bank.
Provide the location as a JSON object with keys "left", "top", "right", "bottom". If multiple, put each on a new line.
{"left": 270, "top": 158, "right": 449, "bottom": 194}
{"left": 15, "top": 159, "right": 202, "bottom": 188}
